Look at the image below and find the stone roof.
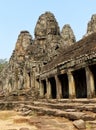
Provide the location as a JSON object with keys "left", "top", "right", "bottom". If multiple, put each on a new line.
{"left": 42, "top": 32, "right": 96, "bottom": 72}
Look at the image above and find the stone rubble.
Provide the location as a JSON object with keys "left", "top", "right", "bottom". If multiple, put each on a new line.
{"left": 73, "top": 119, "right": 86, "bottom": 129}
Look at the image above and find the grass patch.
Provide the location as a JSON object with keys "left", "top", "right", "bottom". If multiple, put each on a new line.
{"left": 86, "top": 122, "right": 92, "bottom": 130}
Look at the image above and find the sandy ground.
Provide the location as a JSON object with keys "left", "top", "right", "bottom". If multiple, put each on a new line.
{"left": 0, "top": 111, "right": 37, "bottom": 130}
{"left": 0, "top": 110, "right": 77, "bottom": 130}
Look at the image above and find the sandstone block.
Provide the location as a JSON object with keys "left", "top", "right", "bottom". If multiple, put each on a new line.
{"left": 73, "top": 119, "right": 86, "bottom": 129}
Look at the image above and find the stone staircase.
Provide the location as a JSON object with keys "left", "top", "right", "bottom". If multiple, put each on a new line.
{"left": 0, "top": 98, "right": 96, "bottom": 129}
{"left": 16, "top": 98, "right": 96, "bottom": 121}
{"left": 0, "top": 99, "right": 96, "bottom": 129}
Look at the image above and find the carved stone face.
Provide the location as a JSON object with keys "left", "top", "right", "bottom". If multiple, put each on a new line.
{"left": 15, "top": 31, "right": 32, "bottom": 53}
{"left": 35, "top": 18, "right": 47, "bottom": 37}
{"left": 34, "top": 12, "right": 60, "bottom": 38}
{"left": 22, "top": 35, "right": 30, "bottom": 49}
{"left": 61, "top": 24, "right": 76, "bottom": 44}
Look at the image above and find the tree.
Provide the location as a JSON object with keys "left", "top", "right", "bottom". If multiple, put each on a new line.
{"left": 0, "top": 59, "right": 8, "bottom": 73}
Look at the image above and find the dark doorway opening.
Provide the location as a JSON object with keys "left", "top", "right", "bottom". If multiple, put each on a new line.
{"left": 73, "top": 68, "right": 87, "bottom": 98}
{"left": 42, "top": 80, "right": 47, "bottom": 95}
{"left": 58, "top": 74, "right": 69, "bottom": 98}
{"left": 49, "top": 77, "right": 57, "bottom": 99}
{"left": 28, "top": 72, "right": 31, "bottom": 88}
{"left": 0, "top": 81, "right": 3, "bottom": 91}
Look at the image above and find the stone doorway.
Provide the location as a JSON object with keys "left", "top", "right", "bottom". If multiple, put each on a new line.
{"left": 49, "top": 77, "right": 57, "bottom": 99}
{"left": 58, "top": 74, "right": 69, "bottom": 98}
{"left": 73, "top": 68, "right": 87, "bottom": 98}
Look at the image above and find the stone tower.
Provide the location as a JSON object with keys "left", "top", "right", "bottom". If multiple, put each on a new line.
{"left": 84, "top": 14, "right": 96, "bottom": 37}
{"left": 61, "top": 24, "right": 76, "bottom": 46}
{"left": 34, "top": 11, "right": 60, "bottom": 39}
{"left": 29, "top": 12, "right": 63, "bottom": 63}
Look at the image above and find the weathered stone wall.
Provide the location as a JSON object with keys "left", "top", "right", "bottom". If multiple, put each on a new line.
{"left": 0, "top": 31, "right": 33, "bottom": 96}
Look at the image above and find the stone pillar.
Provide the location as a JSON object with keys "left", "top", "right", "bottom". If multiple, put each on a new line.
{"left": 15, "top": 68, "right": 19, "bottom": 90}
{"left": 23, "top": 67, "right": 26, "bottom": 89}
{"left": 46, "top": 78, "right": 52, "bottom": 99}
{"left": 24, "top": 68, "right": 29, "bottom": 89}
{"left": 26, "top": 72, "right": 31, "bottom": 89}
{"left": 55, "top": 75, "right": 62, "bottom": 99}
{"left": 13, "top": 79, "right": 17, "bottom": 91}
{"left": 12, "top": 74, "right": 17, "bottom": 91}
{"left": 32, "top": 69, "right": 35, "bottom": 88}
{"left": 35, "top": 79, "right": 39, "bottom": 89}
{"left": 8, "top": 83, "right": 12, "bottom": 92}
{"left": 18, "top": 74, "right": 24, "bottom": 90}
{"left": 67, "top": 71, "right": 76, "bottom": 98}
{"left": 39, "top": 80, "right": 44, "bottom": 98}
{"left": 85, "top": 67, "right": 95, "bottom": 98}
{"left": 11, "top": 77, "right": 14, "bottom": 91}
{"left": 14, "top": 74, "right": 18, "bottom": 90}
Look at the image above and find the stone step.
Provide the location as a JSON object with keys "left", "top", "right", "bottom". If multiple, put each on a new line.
{"left": 39, "top": 98, "right": 96, "bottom": 104}
{"left": 18, "top": 104, "right": 96, "bottom": 121}
{"left": 0, "top": 99, "right": 96, "bottom": 121}
{"left": 33, "top": 101, "right": 96, "bottom": 113}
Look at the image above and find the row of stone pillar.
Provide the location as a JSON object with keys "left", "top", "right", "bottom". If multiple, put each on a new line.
{"left": 39, "top": 66, "right": 95, "bottom": 99}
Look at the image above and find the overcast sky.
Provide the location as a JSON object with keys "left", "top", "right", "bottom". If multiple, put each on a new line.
{"left": 0, "top": 0, "right": 96, "bottom": 59}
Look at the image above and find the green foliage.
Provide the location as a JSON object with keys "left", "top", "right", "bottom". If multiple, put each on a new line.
{"left": 0, "top": 59, "right": 8, "bottom": 73}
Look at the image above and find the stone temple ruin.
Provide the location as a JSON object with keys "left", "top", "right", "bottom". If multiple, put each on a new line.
{"left": 0, "top": 11, "right": 96, "bottom": 101}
